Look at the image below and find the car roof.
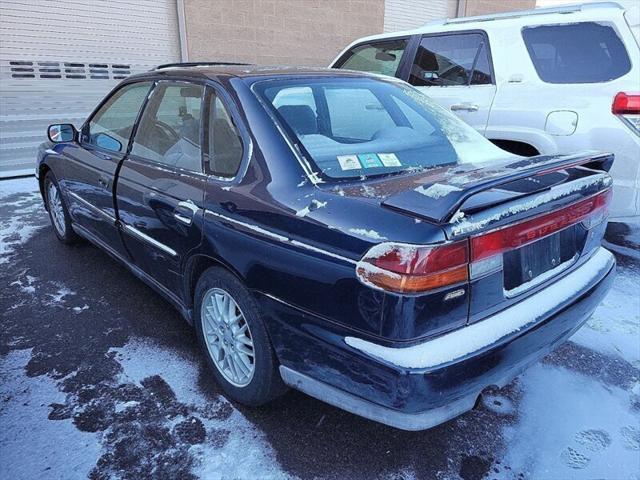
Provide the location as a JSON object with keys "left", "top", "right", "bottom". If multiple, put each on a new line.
{"left": 140, "top": 64, "right": 378, "bottom": 82}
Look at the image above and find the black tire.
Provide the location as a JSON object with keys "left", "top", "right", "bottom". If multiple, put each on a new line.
{"left": 44, "top": 171, "right": 80, "bottom": 245}
{"left": 194, "top": 267, "right": 287, "bottom": 406}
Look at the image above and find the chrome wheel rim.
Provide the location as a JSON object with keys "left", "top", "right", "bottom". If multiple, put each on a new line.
{"left": 47, "top": 182, "right": 65, "bottom": 236}
{"left": 201, "top": 288, "right": 255, "bottom": 387}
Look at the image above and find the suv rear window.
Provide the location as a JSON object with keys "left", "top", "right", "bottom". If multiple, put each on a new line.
{"left": 522, "top": 22, "right": 631, "bottom": 84}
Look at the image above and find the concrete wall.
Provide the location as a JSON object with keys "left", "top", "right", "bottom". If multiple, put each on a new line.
{"left": 183, "top": 0, "right": 385, "bottom": 66}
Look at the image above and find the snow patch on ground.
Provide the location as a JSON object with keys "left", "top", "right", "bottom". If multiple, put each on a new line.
{"left": 570, "top": 263, "right": 640, "bottom": 364}
{"left": 494, "top": 364, "right": 640, "bottom": 479}
{"left": 0, "top": 178, "right": 46, "bottom": 264}
{"left": 45, "top": 287, "right": 76, "bottom": 306}
{"left": 0, "top": 349, "right": 102, "bottom": 480}
{"left": 10, "top": 275, "right": 38, "bottom": 294}
{"left": 111, "top": 338, "right": 291, "bottom": 479}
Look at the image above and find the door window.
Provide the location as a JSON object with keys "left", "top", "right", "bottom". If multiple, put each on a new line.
{"left": 335, "top": 38, "right": 408, "bottom": 77}
{"left": 86, "top": 82, "right": 152, "bottom": 153}
{"left": 205, "top": 91, "right": 243, "bottom": 178}
{"left": 409, "top": 33, "right": 492, "bottom": 87}
{"left": 131, "top": 83, "right": 204, "bottom": 172}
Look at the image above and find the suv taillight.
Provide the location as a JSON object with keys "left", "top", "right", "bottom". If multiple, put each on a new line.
{"left": 356, "top": 189, "right": 612, "bottom": 293}
{"left": 612, "top": 92, "right": 640, "bottom": 133}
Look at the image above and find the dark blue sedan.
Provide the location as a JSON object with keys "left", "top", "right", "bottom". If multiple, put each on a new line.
{"left": 37, "top": 64, "right": 615, "bottom": 430}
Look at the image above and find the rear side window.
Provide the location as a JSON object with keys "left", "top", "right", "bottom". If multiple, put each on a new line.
{"left": 204, "top": 91, "right": 243, "bottom": 178}
{"left": 335, "top": 39, "right": 408, "bottom": 77}
{"left": 522, "top": 22, "right": 632, "bottom": 84}
{"left": 410, "top": 33, "right": 492, "bottom": 87}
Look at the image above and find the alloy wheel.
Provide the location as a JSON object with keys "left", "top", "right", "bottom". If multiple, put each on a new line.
{"left": 47, "top": 181, "right": 66, "bottom": 236}
{"left": 201, "top": 287, "right": 256, "bottom": 387}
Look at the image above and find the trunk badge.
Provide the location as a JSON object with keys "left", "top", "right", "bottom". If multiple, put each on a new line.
{"left": 444, "top": 289, "right": 465, "bottom": 301}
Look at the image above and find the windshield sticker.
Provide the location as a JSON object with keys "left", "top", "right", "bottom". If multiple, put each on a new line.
{"left": 378, "top": 153, "right": 402, "bottom": 167}
{"left": 358, "top": 153, "right": 383, "bottom": 168}
{"left": 337, "top": 155, "right": 362, "bottom": 171}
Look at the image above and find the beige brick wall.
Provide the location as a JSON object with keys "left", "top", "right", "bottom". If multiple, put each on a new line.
{"left": 463, "top": 0, "right": 536, "bottom": 17}
{"left": 183, "top": 0, "right": 385, "bottom": 66}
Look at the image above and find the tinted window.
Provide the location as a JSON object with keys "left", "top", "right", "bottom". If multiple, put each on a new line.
{"left": 256, "top": 78, "right": 510, "bottom": 181}
{"left": 410, "top": 33, "right": 492, "bottom": 86}
{"left": 131, "top": 83, "right": 204, "bottom": 172}
{"left": 336, "top": 39, "right": 408, "bottom": 77}
{"left": 205, "top": 91, "right": 243, "bottom": 177}
{"left": 522, "top": 22, "right": 631, "bottom": 84}
{"left": 87, "top": 82, "right": 151, "bottom": 152}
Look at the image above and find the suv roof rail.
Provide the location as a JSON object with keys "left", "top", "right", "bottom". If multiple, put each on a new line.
{"left": 434, "top": 2, "right": 622, "bottom": 26}
{"left": 154, "top": 61, "right": 252, "bottom": 70}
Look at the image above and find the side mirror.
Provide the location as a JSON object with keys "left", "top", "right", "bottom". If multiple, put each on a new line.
{"left": 94, "top": 132, "right": 122, "bottom": 152}
{"left": 48, "top": 124, "right": 77, "bottom": 143}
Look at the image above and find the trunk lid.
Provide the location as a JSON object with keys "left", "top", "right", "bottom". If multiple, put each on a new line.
{"left": 347, "top": 151, "right": 613, "bottom": 332}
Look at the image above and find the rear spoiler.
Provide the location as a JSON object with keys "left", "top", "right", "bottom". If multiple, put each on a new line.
{"left": 381, "top": 152, "right": 614, "bottom": 224}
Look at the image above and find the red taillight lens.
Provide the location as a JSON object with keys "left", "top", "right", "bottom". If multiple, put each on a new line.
{"left": 471, "top": 189, "right": 612, "bottom": 261}
{"left": 357, "top": 241, "right": 469, "bottom": 293}
{"left": 612, "top": 92, "right": 640, "bottom": 115}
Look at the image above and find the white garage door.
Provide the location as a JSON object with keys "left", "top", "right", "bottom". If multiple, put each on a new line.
{"left": 384, "top": 0, "right": 453, "bottom": 32}
{"left": 0, "top": 0, "right": 181, "bottom": 177}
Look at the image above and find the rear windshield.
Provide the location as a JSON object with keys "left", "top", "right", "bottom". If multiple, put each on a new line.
{"left": 254, "top": 77, "right": 510, "bottom": 181}
{"left": 522, "top": 22, "right": 631, "bottom": 84}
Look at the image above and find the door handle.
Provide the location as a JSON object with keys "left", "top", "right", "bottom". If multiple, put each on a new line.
{"left": 450, "top": 103, "right": 479, "bottom": 112}
{"left": 174, "top": 201, "right": 199, "bottom": 226}
{"left": 98, "top": 174, "right": 110, "bottom": 189}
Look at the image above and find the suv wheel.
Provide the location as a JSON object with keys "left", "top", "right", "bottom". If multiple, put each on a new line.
{"left": 194, "top": 267, "right": 287, "bottom": 406}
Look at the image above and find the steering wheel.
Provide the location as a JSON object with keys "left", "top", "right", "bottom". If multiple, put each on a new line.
{"left": 153, "top": 120, "right": 179, "bottom": 144}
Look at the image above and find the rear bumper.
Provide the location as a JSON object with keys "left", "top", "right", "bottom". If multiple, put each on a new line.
{"left": 263, "top": 247, "right": 616, "bottom": 430}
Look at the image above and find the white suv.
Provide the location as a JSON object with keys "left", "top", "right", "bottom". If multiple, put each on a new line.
{"left": 330, "top": 1, "right": 640, "bottom": 220}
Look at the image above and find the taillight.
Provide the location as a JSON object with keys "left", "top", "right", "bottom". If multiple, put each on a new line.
{"left": 357, "top": 189, "right": 611, "bottom": 293}
{"left": 612, "top": 92, "right": 640, "bottom": 133}
{"left": 612, "top": 92, "right": 640, "bottom": 114}
{"left": 471, "top": 189, "right": 612, "bottom": 262}
{"left": 356, "top": 241, "right": 469, "bottom": 293}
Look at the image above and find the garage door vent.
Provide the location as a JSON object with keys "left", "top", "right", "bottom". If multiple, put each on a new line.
{"left": 9, "top": 61, "right": 131, "bottom": 80}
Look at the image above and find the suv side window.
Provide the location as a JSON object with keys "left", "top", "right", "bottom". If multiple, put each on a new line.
{"left": 85, "top": 82, "right": 152, "bottom": 153}
{"left": 204, "top": 90, "right": 243, "bottom": 178}
{"left": 335, "top": 38, "right": 408, "bottom": 77}
{"left": 409, "top": 33, "right": 492, "bottom": 87}
{"left": 131, "top": 82, "right": 204, "bottom": 172}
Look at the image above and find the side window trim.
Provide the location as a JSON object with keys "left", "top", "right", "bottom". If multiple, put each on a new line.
{"left": 202, "top": 83, "right": 251, "bottom": 183}
{"left": 127, "top": 79, "right": 207, "bottom": 174}
{"left": 414, "top": 29, "right": 496, "bottom": 86}
{"left": 79, "top": 80, "right": 154, "bottom": 156}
